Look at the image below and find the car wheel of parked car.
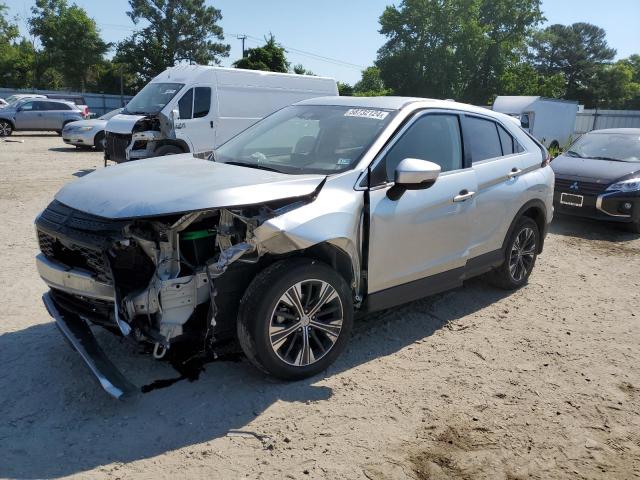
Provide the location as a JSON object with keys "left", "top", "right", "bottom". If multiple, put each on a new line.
{"left": 155, "top": 145, "right": 184, "bottom": 156}
{"left": 488, "top": 217, "right": 539, "bottom": 290}
{"left": 94, "top": 132, "right": 105, "bottom": 151}
{"left": 0, "top": 120, "right": 12, "bottom": 137}
{"left": 238, "top": 258, "right": 353, "bottom": 380}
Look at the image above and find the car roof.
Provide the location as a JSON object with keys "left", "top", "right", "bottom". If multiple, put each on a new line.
{"left": 588, "top": 128, "right": 640, "bottom": 135}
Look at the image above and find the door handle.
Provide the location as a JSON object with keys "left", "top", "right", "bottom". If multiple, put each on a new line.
{"left": 210, "top": 121, "right": 214, "bottom": 128}
{"left": 453, "top": 189, "right": 476, "bottom": 202}
{"left": 508, "top": 167, "right": 522, "bottom": 179}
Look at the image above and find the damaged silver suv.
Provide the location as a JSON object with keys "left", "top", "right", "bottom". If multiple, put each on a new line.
{"left": 36, "top": 97, "right": 553, "bottom": 398}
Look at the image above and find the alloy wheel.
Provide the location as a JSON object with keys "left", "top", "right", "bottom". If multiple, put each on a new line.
{"left": 0, "top": 122, "right": 11, "bottom": 136}
{"left": 269, "top": 279, "right": 344, "bottom": 367}
{"left": 509, "top": 227, "right": 536, "bottom": 282}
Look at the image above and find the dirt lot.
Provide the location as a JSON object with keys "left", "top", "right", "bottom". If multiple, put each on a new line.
{"left": 1, "top": 132, "right": 639, "bottom": 480}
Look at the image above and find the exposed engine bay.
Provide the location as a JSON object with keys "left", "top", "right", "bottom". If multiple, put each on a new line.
{"left": 35, "top": 193, "right": 327, "bottom": 359}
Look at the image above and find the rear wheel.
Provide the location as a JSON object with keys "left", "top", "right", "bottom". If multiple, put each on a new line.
{"left": 94, "top": 131, "right": 105, "bottom": 151}
{"left": 487, "top": 217, "right": 539, "bottom": 290}
{"left": 238, "top": 258, "right": 353, "bottom": 380}
{"left": 0, "top": 120, "right": 13, "bottom": 137}
{"left": 154, "top": 144, "right": 184, "bottom": 156}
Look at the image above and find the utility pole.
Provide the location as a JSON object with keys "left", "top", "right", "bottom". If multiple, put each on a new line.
{"left": 237, "top": 35, "right": 247, "bottom": 57}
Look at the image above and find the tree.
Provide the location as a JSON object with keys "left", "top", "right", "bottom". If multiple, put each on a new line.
{"left": 293, "top": 64, "right": 314, "bottom": 75}
{"left": 337, "top": 82, "right": 354, "bottom": 96}
{"left": 376, "top": 0, "right": 543, "bottom": 104}
{"left": 529, "top": 23, "right": 616, "bottom": 103}
{"left": 499, "top": 63, "right": 567, "bottom": 99}
{"left": 618, "top": 54, "right": 640, "bottom": 108}
{"left": 353, "top": 66, "right": 392, "bottom": 96}
{"left": 115, "top": 0, "right": 229, "bottom": 90}
{"left": 29, "top": 0, "right": 109, "bottom": 91}
{"left": 233, "top": 34, "right": 289, "bottom": 73}
{"left": 589, "top": 61, "right": 640, "bottom": 109}
{"left": 0, "top": 2, "right": 35, "bottom": 88}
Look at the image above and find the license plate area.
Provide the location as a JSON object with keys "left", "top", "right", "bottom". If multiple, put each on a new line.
{"left": 560, "top": 193, "right": 584, "bottom": 207}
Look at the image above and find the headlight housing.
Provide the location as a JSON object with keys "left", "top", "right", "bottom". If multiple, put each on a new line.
{"left": 607, "top": 178, "right": 640, "bottom": 193}
{"left": 77, "top": 126, "right": 94, "bottom": 132}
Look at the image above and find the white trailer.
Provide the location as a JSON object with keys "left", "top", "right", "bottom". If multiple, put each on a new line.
{"left": 493, "top": 96, "right": 578, "bottom": 149}
{"left": 104, "top": 65, "right": 338, "bottom": 163}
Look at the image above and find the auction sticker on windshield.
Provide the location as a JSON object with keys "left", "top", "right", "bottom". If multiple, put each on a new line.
{"left": 344, "top": 109, "right": 389, "bottom": 120}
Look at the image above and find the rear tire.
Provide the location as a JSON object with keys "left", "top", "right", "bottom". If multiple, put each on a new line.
{"left": 94, "top": 131, "right": 105, "bottom": 151}
{"left": 0, "top": 120, "right": 13, "bottom": 137}
{"left": 238, "top": 258, "right": 353, "bottom": 380}
{"left": 487, "top": 217, "right": 540, "bottom": 290}
{"left": 154, "top": 144, "right": 184, "bottom": 156}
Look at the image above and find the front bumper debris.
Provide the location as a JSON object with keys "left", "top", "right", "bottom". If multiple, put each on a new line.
{"left": 43, "top": 292, "right": 137, "bottom": 400}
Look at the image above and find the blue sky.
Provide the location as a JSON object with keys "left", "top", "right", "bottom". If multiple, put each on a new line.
{"left": 5, "top": 0, "right": 640, "bottom": 84}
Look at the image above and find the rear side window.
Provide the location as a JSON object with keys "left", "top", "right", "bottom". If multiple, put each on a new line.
{"left": 193, "top": 87, "right": 211, "bottom": 118}
{"left": 498, "top": 124, "right": 515, "bottom": 155}
{"left": 178, "top": 89, "right": 193, "bottom": 119}
{"left": 384, "top": 113, "right": 463, "bottom": 180}
{"left": 465, "top": 116, "right": 502, "bottom": 162}
{"left": 48, "top": 102, "right": 71, "bottom": 111}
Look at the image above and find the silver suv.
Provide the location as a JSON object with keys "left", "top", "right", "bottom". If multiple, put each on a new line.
{"left": 0, "top": 98, "right": 83, "bottom": 136}
{"left": 35, "top": 97, "right": 554, "bottom": 398}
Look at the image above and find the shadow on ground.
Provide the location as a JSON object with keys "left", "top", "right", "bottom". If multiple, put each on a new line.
{"left": 49, "top": 146, "right": 99, "bottom": 153}
{"left": 73, "top": 168, "right": 95, "bottom": 178}
{"left": 0, "top": 278, "right": 509, "bottom": 478}
{"left": 550, "top": 214, "right": 637, "bottom": 242}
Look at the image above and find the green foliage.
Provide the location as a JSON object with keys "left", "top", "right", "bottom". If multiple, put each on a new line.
{"left": 337, "top": 82, "right": 354, "bottom": 96}
{"left": 376, "top": 0, "right": 543, "bottom": 104}
{"left": 233, "top": 34, "right": 289, "bottom": 73}
{"left": 29, "top": 0, "right": 109, "bottom": 90}
{"left": 115, "top": 0, "right": 229, "bottom": 90}
{"left": 589, "top": 61, "right": 640, "bottom": 109}
{"left": 0, "top": 2, "right": 34, "bottom": 88}
{"left": 293, "top": 64, "right": 315, "bottom": 76}
{"left": 353, "top": 66, "right": 392, "bottom": 96}
{"left": 529, "top": 23, "right": 616, "bottom": 105}
{"left": 499, "top": 63, "right": 567, "bottom": 98}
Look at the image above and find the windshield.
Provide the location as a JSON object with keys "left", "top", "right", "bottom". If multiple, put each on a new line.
{"left": 123, "top": 82, "right": 184, "bottom": 115}
{"left": 99, "top": 108, "right": 123, "bottom": 120}
{"left": 567, "top": 132, "right": 640, "bottom": 162}
{"left": 215, "top": 105, "right": 397, "bottom": 175}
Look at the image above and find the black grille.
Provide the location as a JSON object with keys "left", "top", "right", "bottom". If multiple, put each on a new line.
{"left": 555, "top": 178, "right": 608, "bottom": 196}
{"left": 105, "top": 132, "right": 131, "bottom": 163}
{"left": 50, "top": 289, "right": 114, "bottom": 326}
{"left": 38, "top": 230, "right": 111, "bottom": 282}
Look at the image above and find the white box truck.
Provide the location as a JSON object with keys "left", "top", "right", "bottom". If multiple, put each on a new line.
{"left": 104, "top": 65, "right": 338, "bottom": 163}
{"left": 493, "top": 96, "right": 578, "bottom": 149}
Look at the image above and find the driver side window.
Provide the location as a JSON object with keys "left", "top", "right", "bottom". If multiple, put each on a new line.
{"left": 19, "top": 102, "right": 35, "bottom": 111}
{"left": 383, "top": 114, "right": 463, "bottom": 182}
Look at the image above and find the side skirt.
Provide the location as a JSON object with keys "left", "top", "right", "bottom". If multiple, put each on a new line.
{"left": 360, "top": 249, "right": 504, "bottom": 314}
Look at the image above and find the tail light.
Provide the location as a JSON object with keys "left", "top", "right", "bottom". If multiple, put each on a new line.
{"left": 83, "top": 106, "right": 89, "bottom": 118}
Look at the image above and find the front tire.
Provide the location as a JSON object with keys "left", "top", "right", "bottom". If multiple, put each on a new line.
{"left": 238, "top": 258, "right": 353, "bottom": 380}
{"left": 154, "top": 144, "right": 184, "bottom": 156}
{"left": 0, "top": 120, "right": 13, "bottom": 137}
{"left": 94, "top": 131, "right": 105, "bottom": 151}
{"left": 488, "top": 217, "right": 540, "bottom": 290}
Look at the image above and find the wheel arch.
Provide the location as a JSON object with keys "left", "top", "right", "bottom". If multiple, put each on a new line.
{"left": 155, "top": 139, "right": 190, "bottom": 153}
{"left": 502, "top": 199, "right": 548, "bottom": 255}
{"left": 0, "top": 116, "right": 15, "bottom": 129}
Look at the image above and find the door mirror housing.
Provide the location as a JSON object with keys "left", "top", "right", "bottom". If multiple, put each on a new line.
{"left": 387, "top": 158, "right": 441, "bottom": 200}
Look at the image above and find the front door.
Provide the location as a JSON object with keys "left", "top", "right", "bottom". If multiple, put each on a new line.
{"left": 367, "top": 111, "right": 477, "bottom": 294}
{"left": 174, "top": 86, "right": 215, "bottom": 153}
{"left": 14, "top": 101, "right": 41, "bottom": 130}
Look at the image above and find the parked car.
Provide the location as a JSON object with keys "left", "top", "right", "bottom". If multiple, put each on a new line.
{"left": 104, "top": 65, "right": 338, "bottom": 163}
{"left": 46, "top": 93, "right": 90, "bottom": 119}
{"left": 551, "top": 128, "right": 640, "bottom": 232}
{"left": 36, "top": 96, "right": 553, "bottom": 398}
{"left": 0, "top": 98, "right": 84, "bottom": 136}
{"left": 3, "top": 94, "right": 47, "bottom": 105}
{"left": 62, "top": 108, "right": 123, "bottom": 150}
{"left": 493, "top": 96, "right": 579, "bottom": 150}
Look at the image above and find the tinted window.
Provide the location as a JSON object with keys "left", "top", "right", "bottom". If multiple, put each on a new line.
{"left": 384, "top": 114, "right": 462, "bottom": 180}
{"left": 45, "top": 102, "right": 71, "bottom": 111}
{"left": 466, "top": 116, "right": 502, "bottom": 162}
{"left": 19, "top": 101, "right": 35, "bottom": 111}
{"left": 497, "top": 124, "right": 514, "bottom": 155}
{"left": 178, "top": 89, "right": 193, "bottom": 119}
{"left": 193, "top": 87, "right": 211, "bottom": 118}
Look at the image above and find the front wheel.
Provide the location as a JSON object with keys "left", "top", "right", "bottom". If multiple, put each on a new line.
{"left": 238, "top": 258, "right": 353, "bottom": 380}
{"left": 0, "top": 120, "right": 13, "bottom": 137}
{"left": 487, "top": 217, "right": 540, "bottom": 290}
{"left": 154, "top": 144, "right": 184, "bottom": 156}
{"left": 94, "top": 131, "right": 105, "bottom": 151}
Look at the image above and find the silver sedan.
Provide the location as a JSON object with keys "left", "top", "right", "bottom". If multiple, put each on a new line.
{"left": 62, "top": 108, "right": 122, "bottom": 151}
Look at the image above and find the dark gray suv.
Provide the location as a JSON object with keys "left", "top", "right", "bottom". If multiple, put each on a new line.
{"left": 0, "top": 98, "right": 83, "bottom": 136}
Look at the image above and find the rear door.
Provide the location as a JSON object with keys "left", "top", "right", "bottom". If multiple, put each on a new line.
{"left": 463, "top": 114, "right": 527, "bottom": 259}
{"left": 367, "top": 111, "right": 477, "bottom": 294}
{"left": 174, "top": 86, "right": 215, "bottom": 153}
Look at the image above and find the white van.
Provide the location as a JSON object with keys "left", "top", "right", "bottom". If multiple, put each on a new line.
{"left": 104, "top": 65, "right": 338, "bottom": 163}
{"left": 493, "top": 96, "right": 578, "bottom": 149}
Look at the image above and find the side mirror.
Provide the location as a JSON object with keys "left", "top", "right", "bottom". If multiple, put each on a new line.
{"left": 387, "top": 158, "right": 441, "bottom": 201}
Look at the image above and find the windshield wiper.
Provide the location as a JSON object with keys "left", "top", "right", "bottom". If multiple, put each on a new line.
{"left": 591, "top": 156, "right": 624, "bottom": 162}
{"left": 223, "top": 161, "right": 283, "bottom": 173}
{"left": 565, "top": 150, "right": 584, "bottom": 158}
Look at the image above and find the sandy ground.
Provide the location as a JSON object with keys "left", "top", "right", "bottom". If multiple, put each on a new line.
{"left": 0, "top": 133, "right": 639, "bottom": 480}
